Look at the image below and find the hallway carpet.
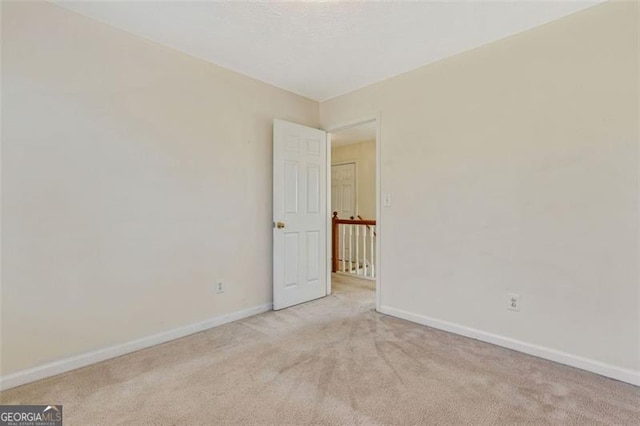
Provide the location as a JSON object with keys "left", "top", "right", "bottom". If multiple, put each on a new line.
{"left": 1, "top": 275, "right": 638, "bottom": 424}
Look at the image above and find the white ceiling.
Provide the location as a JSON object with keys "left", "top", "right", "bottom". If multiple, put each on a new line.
{"left": 55, "top": 1, "right": 602, "bottom": 101}
{"left": 332, "top": 122, "right": 376, "bottom": 147}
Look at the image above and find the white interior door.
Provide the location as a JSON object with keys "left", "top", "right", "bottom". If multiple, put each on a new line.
{"left": 331, "top": 163, "right": 356, "bottom": 219}
{"left": 273, "top": 119, "right": 327, "bottom": 310}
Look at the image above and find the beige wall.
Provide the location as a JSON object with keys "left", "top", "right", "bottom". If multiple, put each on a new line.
{"left": 2, "top": 0, "right": 638, "bottom": 385}
{"left": 332, "top": 140, "right": 376, "bottom": 220}
{"left": 321, "top": 1, "right": 639, "bottom": 375}
{"left": 1, "top": 2, "right": 318, "bottom": 376}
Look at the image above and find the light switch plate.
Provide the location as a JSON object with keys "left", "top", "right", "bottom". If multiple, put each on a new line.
{"left": 383, "top": 193, "right": 392, "bottom": 207}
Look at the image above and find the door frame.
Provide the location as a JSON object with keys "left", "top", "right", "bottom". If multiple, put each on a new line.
{"left": 324, "top": 114, "right": 381, "bottom": 312}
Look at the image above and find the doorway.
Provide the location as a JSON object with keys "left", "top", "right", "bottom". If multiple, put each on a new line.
{"left": 272, "top": 117, "right": 380, "bottom": 311}
{"left": 326, "top": 118, "right": 380, "bottom": 310}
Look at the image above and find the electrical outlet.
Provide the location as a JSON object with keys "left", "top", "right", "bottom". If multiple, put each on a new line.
{"left": 216, "top": 282, "right": 224, "bottom": 294}
{"left": 507, "top": 293, "right": 520, "bottom": 311}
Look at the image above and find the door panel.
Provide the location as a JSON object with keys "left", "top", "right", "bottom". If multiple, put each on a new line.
{"left": 307, "top": 165, "right": 320, "bottom": 213}
{"left": 307, "top": 231, "right": 320, "bottom": 281}
{"left": 273, "top": 119, "right": 327, "bottom": 310}
{"left": 283, "top": 233, "right": 299, "bottom": 287}
{"left": 284, "top": 161, "right": 298, "bottom": 213}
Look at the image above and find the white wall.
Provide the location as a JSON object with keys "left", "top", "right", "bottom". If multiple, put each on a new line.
{"left": 1, "top": 2, "right": 318, "bottom": 377}
{"left": 321, "top": 1, "right": 639, "bottom": 382}
{"left": 332, "top": 140, "right": 376, "bottom": 220}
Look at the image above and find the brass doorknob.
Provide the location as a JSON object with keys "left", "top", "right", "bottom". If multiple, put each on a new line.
{"left": 276, "top": 221, "right": 286, "bottom": 229}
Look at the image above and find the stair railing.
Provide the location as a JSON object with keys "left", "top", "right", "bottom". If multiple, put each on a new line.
{"left": 331, "top": 212, "right": 376, "bottom": 279}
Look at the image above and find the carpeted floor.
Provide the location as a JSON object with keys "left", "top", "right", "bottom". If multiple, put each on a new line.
{"left": 1, "top": 274, "right": 638, "bottom": 425}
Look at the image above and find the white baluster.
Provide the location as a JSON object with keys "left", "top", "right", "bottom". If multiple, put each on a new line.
{"left": 355, "top": 225, "right": 359, "bottom": 275}
{"left": 342, "top": 224, "right": 346, "bottom": 273}
{"left": 370, "top": 226, "right": 375, "bottom": 278}
{"left": 363, "top": 226, "right": 367, "bottom": 277}
{"left": 348, "top": 225, "right": 353, "bottom": 273}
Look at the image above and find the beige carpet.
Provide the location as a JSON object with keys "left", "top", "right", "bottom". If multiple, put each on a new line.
{"left": 1, "top": 274, "right": 638, "bottom": 425}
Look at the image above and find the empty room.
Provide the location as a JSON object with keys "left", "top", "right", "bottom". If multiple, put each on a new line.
{"left": 1, "top": 1, "right": 638, "bottom": 425}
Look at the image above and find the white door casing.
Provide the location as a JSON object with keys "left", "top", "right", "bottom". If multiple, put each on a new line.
{"left": 331, "top": 163, "right": 356, "bottom": 219}
{"left": 273, "top": 119, "right": 327, "bottom": 310}
{"left": 325, "top": 115, "right": 381, "bottom": 311}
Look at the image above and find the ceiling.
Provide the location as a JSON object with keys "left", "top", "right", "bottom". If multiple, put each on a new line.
{"left": 55, "top": 1, "right": 602, "bottom": 102}
{"left": 332, "top": 122, "right": 376, "bottom": 147}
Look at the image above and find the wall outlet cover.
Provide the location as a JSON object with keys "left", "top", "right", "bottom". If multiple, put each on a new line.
{"left": 507, "top": 293, "right": 520, "bottom": 311}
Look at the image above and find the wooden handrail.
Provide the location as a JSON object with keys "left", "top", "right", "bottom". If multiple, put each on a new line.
{"left": 334, "top": 218, "right": 376, "bottom": 226}
{"left": 356, "top": 214, "right": 377, "bottom": 237}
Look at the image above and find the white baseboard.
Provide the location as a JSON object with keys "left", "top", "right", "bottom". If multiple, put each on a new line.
{"left": 378, "top": 305, "right": 639, "bottom": 387}
{"left": 0, "top": 303, "right": 272, "bottom": 391}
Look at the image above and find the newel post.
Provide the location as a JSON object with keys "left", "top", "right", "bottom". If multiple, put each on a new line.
{"left": 332, "top": 212, "right": 338, "bottom": 273}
